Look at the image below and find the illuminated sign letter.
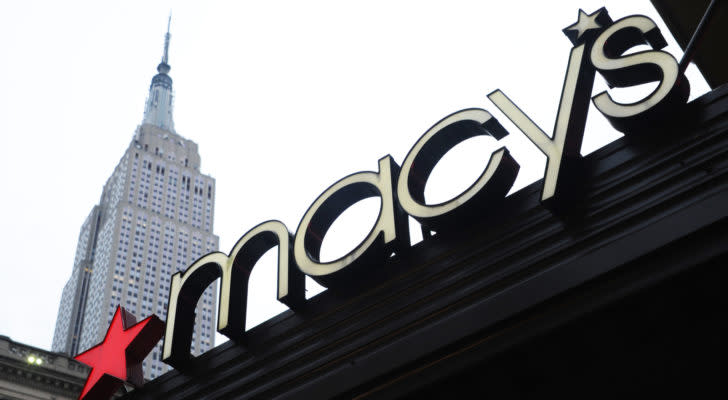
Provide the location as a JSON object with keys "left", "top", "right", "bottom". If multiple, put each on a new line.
{"left": 294, "top": 156, "right": 408, "bottom": 287}
{"left": 489, "top": 8, "right": 611, "bottom": 205}
{"left": 217, "top": 221, "right": 304, "bottom": 338}
{"left": 162, "top": 252, "right": 227, "bottom": 368}
{"left": 590, "top": 15, "right": 690, "bottom": 133}
{"left": 397, "top": 109, "right": 519, "bottom": 232}
{"left": 163, "top": 220, "right": 303, "bottom": 368}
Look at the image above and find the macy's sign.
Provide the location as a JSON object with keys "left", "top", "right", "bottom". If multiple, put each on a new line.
{"left": 161, "top": 7, "right": 691, "bottom": 368}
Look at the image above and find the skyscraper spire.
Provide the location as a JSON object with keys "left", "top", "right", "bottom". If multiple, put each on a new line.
{"left": 160, "top": 13, "right": 171, "bottom": 72}
{"left": 164, "top": 14, "right": 171, "bottom": 62}
{"left": 143, "top": 16, "right": 175, "bottom": 132}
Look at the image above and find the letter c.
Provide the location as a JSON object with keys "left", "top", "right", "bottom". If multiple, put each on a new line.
{"left": 397, "top": 109, "right": 519, "bottom": 232}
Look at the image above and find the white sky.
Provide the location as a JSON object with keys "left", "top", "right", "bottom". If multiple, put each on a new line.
{"left": 0, "top": 0, "right": 710, "bottom": 352}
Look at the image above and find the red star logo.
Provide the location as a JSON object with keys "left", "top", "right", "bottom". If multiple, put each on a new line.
{"left": 74, "top": 306, "right": 165, "bottom": 400}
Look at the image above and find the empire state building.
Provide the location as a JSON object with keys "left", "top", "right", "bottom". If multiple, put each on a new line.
{"left": 52, "top": 21, "right": 219, "bottom": 380}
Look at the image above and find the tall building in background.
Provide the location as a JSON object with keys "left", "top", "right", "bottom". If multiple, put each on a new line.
{"left": 52, "top": 21, "right": 219, "bottom": 380}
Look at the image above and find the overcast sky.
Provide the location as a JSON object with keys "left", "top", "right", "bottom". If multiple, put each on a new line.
{"left": 0, "top": 0, "right": 710, "bottom": 352}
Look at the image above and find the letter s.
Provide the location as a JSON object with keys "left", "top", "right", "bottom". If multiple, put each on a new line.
{"left": 590, "top": 15, "right": 690, "bottom": 133}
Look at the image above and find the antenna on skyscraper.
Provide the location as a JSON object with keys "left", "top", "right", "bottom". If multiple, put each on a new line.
{"left": 157, "top": 12, "right": 172, "bottom": 75}
{"left": 162, "top": 12, "right": 172, "bottom": 65}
